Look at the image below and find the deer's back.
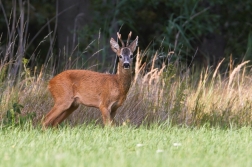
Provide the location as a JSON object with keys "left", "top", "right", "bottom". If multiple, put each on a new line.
{"left": 48, "top": 70, "right": 121, "bottom": 107}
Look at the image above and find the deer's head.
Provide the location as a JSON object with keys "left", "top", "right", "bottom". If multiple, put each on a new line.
{"left": 110, "top": 32, "right": 138, "bottom": 69}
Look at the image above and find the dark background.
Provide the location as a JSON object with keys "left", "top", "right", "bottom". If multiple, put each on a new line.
{"left": 0, "top": 0, "right": 251, "bottom": 75}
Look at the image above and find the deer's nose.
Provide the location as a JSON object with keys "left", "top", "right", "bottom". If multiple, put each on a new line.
{"left": 123, "top": 63, "right": 130, "bottom": 69}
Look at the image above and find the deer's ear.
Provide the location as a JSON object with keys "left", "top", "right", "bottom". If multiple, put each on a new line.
{"left": 129, "top": 36, "right": 138, "bottom": 53}
{"left": 110, "top": 38, "right": 120, "bottom": 54}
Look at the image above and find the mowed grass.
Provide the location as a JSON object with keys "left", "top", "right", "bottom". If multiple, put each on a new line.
{"left": 0, "top": 125, "right": 252, "bottom": 167}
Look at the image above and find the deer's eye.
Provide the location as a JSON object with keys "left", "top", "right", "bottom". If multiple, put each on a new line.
{"left": 130, "top": 55, "right": 133, "bottom": 59}
{"left": 119, "top": 55, "right": 122, "bottom": 59}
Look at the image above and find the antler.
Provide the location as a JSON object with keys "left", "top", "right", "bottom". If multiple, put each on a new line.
{"left": 126, "top": 31, "right": 132, "bottom": 47}
{"left": 117, "top": 32, "right": 125, "bottom": 47}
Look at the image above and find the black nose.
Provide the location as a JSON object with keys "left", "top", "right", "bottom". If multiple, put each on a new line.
{"left": 123, "top": 63, "right": 130, "bottom": 69}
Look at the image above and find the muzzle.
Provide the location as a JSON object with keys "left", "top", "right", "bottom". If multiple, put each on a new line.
{"left": 123, "top": 63, "right": 130, "bottom": 69}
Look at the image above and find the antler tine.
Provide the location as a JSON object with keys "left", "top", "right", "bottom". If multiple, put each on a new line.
{"left": 117, "top": 32, "right": 125, "bottom": 47}
{"left": 126, "top": 31, "right": 132, "bottom": 47}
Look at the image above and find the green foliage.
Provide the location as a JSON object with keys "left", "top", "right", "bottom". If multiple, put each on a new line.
{"left": 87, "top": 0, "right": 252, "bottom": 66}
{"left": 3, "top": 102, "right": 36, "bottom": 127}
{"left": 4, "top": 103, "right": 24, "bottom": 126}
{"left": 91, "top": 0, "right": 207, "bottom": 54}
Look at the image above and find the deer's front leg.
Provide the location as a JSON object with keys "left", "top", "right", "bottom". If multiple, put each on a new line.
{"left": 99, "top": 105, "right": 112, "bottom": 126}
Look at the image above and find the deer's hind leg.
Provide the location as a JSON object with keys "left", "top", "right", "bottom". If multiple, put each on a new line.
{"left": 51, "top": 100, "right": 79, "bottom": 126}
{"left": 42, "top": 100, "right": 74, "bottom": 128}
{"left": 43, "top": 82, "right": 76, "bottom": 128}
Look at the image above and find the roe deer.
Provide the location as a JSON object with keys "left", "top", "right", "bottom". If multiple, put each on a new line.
{"left": 42, "top": 32, "right": 138, "bottom": 128}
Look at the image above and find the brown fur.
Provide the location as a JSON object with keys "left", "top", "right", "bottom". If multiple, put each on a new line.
{"left": 42, "top": 32, "right": 138, "bottom": 128}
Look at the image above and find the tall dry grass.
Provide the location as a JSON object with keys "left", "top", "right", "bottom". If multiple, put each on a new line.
{"left": 2, "top": 44, "right": 252, "bottom": 128}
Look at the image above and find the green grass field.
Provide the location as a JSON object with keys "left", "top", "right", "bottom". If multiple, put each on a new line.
{"left": 1, "top": 125, "right": 252, "bottom": 167}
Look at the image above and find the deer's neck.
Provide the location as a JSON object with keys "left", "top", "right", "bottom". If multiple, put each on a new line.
{"left": 117, "top": 64, "right": 132, "bottom": 94}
